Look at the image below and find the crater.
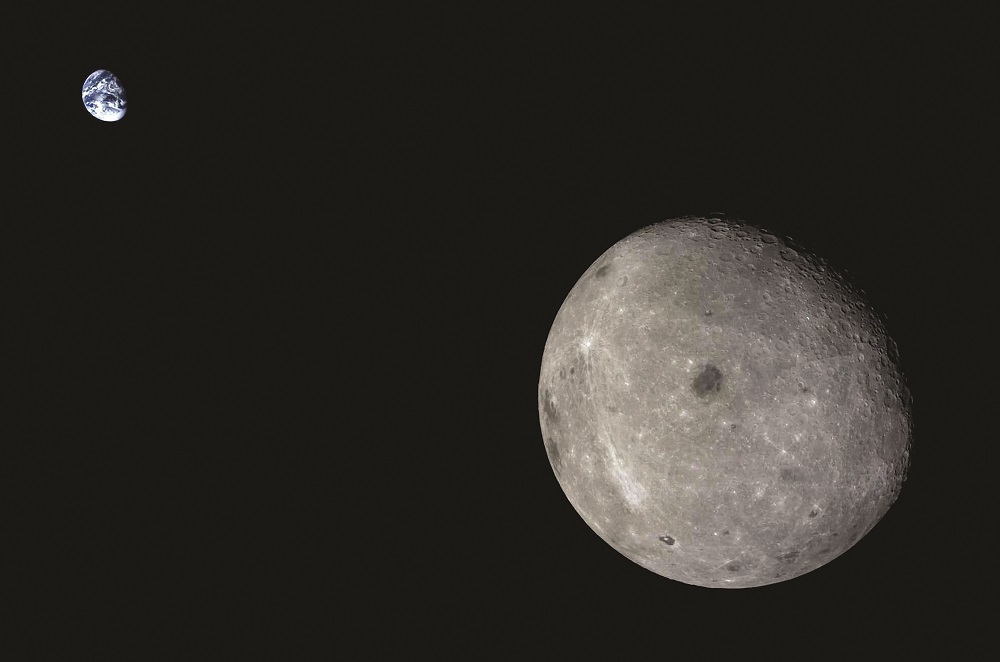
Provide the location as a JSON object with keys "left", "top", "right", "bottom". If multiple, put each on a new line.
{"left": 542, "top": 389, "right": 560, "bottom": 425}
{"left": 692, "top": 364, "right": 724, "bottom": 398}
{"left": 775, "top": 549, "right": 800, "bottom": 564}
{"left": 726, "top": 561, "right": 742, "bottom": 572}
{"left": 658, "top": 535, "right": 675, "bottom": 546}
{"left": 808, "top": 510, "right": 819, "bottom": 518}
{"left": 545, "top": 438, "right": 562, "bottom": 474}
{"left": 595, "top": 265, "right": 610, "bottom": 279}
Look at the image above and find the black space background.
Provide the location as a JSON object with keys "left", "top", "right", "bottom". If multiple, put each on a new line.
{"left": 7, "top": 3, "right": 998, "bottom": 657}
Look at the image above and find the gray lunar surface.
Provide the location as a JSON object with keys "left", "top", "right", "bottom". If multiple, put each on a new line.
{"left": 538, "top": 217, "right": 912, "bottom": 588}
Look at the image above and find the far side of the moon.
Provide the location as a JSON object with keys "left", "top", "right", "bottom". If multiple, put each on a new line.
{"left": 538, "top": 218, "right": 912, "bottom": 588}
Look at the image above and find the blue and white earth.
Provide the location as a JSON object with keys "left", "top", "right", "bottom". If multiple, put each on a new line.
{"left": 82, "top": 69, "right": 127, "bottom": 122}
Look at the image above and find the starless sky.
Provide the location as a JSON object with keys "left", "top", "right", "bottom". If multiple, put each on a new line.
{"left": 7, "top": 3, "right": 998, "bottom": 656}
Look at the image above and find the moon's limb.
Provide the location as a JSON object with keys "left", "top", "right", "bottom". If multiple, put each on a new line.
{"left": 538, "top": 217, "right": 911, "bottom": 588}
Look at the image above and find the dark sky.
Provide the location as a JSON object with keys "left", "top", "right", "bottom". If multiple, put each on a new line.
{"left": 10, "top": 4, "right": 997, "bottom": 656}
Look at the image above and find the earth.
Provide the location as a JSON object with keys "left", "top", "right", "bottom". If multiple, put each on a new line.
{"left": 82, "top": 70, "right": 127, "bottom": 122}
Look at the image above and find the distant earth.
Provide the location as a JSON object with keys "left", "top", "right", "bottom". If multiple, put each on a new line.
{"left": 82, "top": 69, "right": 127, "bottom": 122}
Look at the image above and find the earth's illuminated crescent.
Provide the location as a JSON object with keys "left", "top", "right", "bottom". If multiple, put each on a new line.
{"left": 538, "top": 217, "right": 912, "bottom": 588}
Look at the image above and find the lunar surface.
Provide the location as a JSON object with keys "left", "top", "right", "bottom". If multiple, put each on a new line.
{"left": 538, "top": 217, "right": 912, "bottom": 588}
{"left": 82, "top": 69, "right": 127, "bottom": 122}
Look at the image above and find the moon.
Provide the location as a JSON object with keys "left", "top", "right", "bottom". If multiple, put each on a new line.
{"left": 82, "top": 69, "right": 127, "bottom": 122}
{"left": 538, "top": 217, "right": 911, "bottom": 588}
